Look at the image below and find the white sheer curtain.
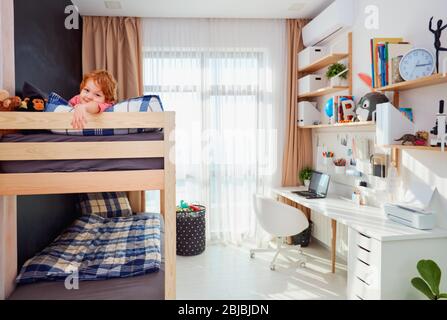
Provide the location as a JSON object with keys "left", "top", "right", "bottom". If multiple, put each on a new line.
{"left": 142, "top": 18, "right": 286, "bottom": 244}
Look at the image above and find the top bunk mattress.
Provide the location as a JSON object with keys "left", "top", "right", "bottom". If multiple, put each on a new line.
{"left": 0, "top": 132, "right": 164, "bottom": 173}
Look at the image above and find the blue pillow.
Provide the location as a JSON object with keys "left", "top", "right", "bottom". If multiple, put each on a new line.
{"left": 45, "top": 92, "right": 164, "bottom": 136}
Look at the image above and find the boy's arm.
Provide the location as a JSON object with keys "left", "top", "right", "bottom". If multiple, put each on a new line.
{"left": 71, "top": 102, "right": 100, "bottom": 129}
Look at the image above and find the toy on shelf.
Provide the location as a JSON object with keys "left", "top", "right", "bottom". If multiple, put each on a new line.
{"left": 429, "top": 17, "right": 447, "bottom": 74}
{"left": 355, "top": 92, "right": 389, "bottom": 122}
{"left": 338, "top": 96, "right": 356, "bottom": 122}
{"left": 395, "top": 131, "right": 429, "bottom": 146}
{"left": 430, "top": 100, "right": 447, "bottom": 151}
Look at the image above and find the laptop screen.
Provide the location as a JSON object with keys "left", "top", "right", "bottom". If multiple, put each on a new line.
{"left": 309, "top": 171, "right": 330, "bottom": 196}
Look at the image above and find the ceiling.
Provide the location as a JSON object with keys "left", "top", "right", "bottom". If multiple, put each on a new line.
{"left": 71, "top": 0, "right": 333, "bottom": 19}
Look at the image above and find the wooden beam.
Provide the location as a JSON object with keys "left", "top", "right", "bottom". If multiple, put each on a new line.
{"left": 0, "top": 141, "right": 164, "bottom": 160}
{"left": 348, "top": 32, "right": 353, "bottom": 96}
{"left": 0, "top": 170, "right": 165, "bottom": 195}
{"left": 0, "top": 112, "right": 167, "bottom": 130}
{"left": 0, "top": 196, "right": 17, "bottom": 300}
{"left": 331, "top": 219, "right": 337, "bottom": 274}
{"left": 163, "top": 112, "right": 176, "bottom": 300}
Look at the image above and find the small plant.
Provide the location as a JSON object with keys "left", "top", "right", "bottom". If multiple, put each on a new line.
{"left": 299, "top": 167, "right": 313, "bottom": 183}
{"left": 326, "top": 63, "right": 348, "bottom": 79}
{"left": 411, "top": 259, "right": 447, "bottom": 300}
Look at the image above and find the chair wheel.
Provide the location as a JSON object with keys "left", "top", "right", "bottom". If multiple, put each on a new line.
{"left": 270, "top": 264, "right": 276, "bottom": 271}
{"left": 250, "top": 252, "right": 255, "bottom": 259}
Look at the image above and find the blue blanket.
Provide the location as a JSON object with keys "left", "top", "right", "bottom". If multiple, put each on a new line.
{"left": 16, "top": 214, "right": 161, "bottom": 284}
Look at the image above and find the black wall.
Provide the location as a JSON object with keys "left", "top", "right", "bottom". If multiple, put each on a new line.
{"left": 14, "top": 0, "right": 83, "bottom": 267}
{"left": 14, "top": 0, "right": 82, "bottom": 99}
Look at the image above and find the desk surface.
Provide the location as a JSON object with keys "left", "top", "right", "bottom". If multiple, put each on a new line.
{"left": 274, "top": 187, "right": 447, "bottom": 242}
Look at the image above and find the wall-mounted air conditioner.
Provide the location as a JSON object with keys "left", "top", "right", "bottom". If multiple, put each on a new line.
{"left": 302, "top": 0, "right": 354, "bottom": 47}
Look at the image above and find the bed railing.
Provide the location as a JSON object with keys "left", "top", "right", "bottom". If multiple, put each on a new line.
{"left": 0, "top": 111, "right": 176, "bottom": 300}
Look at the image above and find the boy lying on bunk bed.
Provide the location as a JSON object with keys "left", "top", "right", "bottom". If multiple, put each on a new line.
{"left": 8, "top": 70, "right": 165, "bottom": 284}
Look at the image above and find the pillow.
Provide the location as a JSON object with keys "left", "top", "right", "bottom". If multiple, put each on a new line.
{"left": 45, "top": 92, "right": 164, "bottom": 136}
{"left": 78, "top": 192, "right": 133, "bottom": 217}
{"left": 22, "top": 81, "right": 49, "bottom": 100}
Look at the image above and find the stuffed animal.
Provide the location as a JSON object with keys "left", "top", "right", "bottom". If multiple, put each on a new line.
{"left": 32, "top": 98, "right": 45, "bottom": 111}
{"left": 355, "top": 92, "right": 389, "bottom": 121}
{"left": 0, "top": 89, "right": 9, "bottom": 102}
{"left": 0, "top": 96, "right": 22, "bottom": 111}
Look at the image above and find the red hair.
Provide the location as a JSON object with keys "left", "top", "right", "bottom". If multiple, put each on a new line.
{"left": 80, "top": 70, "right": 117, "bottom": 103}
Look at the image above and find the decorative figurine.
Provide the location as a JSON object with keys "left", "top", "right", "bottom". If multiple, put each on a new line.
{"left": 395, "top": 131, "right": 429, "bottom": 146}
{"left": 429, "top": 17, "right": 447, "bottom": 73}
{"left": 355, "top": 92, "right": 389, "bottom": 122}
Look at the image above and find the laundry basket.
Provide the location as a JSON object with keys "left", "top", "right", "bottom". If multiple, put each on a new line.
{"left": 176, "top": 205, "right": 206, "bottom": 256}
{"left": 289, "top": 221, "right": 313, "bottom": 247}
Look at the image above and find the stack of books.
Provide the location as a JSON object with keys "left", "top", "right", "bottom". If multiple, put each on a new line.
{"left": 370, "top": 38, "right": 412, "bottom": 88}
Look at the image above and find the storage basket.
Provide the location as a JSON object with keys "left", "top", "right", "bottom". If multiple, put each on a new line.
{"left": 290, "top": 221, "right": 313, "bottom": 247}
{"left": 176, "top": 205, "right": 206, "bottom": 256}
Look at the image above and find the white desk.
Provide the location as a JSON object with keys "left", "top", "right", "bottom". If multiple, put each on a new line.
{"left": 273, "top": 187, "right": 447, "bottom": 299}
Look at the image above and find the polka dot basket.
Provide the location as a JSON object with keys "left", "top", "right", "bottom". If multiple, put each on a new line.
{"left": 176, "top": 204, "right": 206, "bottom": 256}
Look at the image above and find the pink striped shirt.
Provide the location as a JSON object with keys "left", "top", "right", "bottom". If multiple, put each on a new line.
{"left": 69, "top": 95, "right": 113, "bottom": 113}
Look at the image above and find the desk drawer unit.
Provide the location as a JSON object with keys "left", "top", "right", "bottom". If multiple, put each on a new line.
{"left": 347, "top": 228, "right": 382, "bottom": 300}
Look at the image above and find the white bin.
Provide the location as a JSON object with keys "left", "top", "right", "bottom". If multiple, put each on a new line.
{"left": 298, "top": 46, "right": 327, "bottom": 70}
{"left": 298, "top": 74, "right": 327, "bottom": 94}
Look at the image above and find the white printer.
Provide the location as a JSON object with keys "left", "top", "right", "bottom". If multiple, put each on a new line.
{"left": 384, "top": 203, "right": 435, "bottom": 230}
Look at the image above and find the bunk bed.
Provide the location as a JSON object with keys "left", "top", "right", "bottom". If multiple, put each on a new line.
{"left": 0, "top": 111, "right": 176, "bottom": 300}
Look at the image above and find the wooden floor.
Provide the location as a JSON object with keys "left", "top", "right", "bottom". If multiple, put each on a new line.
{"left": 176, "top": 241, "right": 347, "bottom": 300}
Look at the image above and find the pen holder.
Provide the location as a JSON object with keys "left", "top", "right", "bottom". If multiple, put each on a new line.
{"left": 334, "top": 166, "right": 346, "bottom": 175}
{"left": 322, "top": 157, "right": 332, "bottom": 166}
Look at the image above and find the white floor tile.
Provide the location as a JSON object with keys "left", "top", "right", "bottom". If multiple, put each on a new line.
{"left": 176, "top": 241, "right": 347, "bottom": 300}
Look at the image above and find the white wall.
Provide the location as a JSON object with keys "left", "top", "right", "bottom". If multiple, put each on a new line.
{"left": 309, "top": 0, "right": 447, "bottom": 254}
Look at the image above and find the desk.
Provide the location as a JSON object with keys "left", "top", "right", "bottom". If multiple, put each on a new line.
{"left": 273, "top": 187, "right": 447, "bottom": 299}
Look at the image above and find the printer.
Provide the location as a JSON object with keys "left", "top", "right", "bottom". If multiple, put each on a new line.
{"left": 384, "top": 203, "right": 435, "bottom": 230}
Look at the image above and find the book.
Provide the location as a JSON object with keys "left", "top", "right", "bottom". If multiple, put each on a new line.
{"left": 371, "top": 38, "right": 403, "bottom": 88}
{"left": 391, "top": 56, "right": 404, "bottom": 84}
{"left": 387, "top": 43, "right": 412, "bottom": 85}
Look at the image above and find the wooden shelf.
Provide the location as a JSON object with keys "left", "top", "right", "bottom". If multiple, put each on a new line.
{"left": 298, "top": 86, "right": 349, "bottom": 99}
{"left": 298, "top": 53, "right": 349, "bottom": 73}
{"left": 300, "top": 121, "right": 375, "bottom": 129}
{"left": 380, "top": 144, "right": 445, "bottom": 152}
{"left": 376, "top": 73, "right": 447, "bottom": 92}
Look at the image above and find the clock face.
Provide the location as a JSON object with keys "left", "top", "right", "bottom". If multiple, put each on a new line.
{"left": 399, "top": 48, "right": 435, "bottom": 81}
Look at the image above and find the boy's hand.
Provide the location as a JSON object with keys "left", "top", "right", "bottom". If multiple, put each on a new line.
{"left": 71, "top": 104, "right": 88, "bottom": 129}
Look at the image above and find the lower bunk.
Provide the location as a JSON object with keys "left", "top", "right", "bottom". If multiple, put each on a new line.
{"left": 8, "top": 210, "right": 166, "bottom": 300}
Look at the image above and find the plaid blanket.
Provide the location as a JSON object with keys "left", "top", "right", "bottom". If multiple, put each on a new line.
{"left": 16, "top": 213, "right": 161, "bottom": 284}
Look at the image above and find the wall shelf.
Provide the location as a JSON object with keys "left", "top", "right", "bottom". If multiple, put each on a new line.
{"left": 376, "top": 73, "right": 447, "bottom": 92}
{"left": 298, "top": 86, "right": 349, "bottom": 99}
{"left": 380, "top": 144, "right": 445, "bottom": 152}
{"left": 298, "top": 53, "right": 349, "bottom": 74}
{"left": 300, "top": 121, "right": 375, "bottom": 129}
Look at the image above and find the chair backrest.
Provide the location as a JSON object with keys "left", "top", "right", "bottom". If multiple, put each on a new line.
{"left": 253, "top": 194, "right": 309, "bottom": 237}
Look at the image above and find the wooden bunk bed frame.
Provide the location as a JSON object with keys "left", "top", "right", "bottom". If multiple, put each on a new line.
{"left": 0, "top": 111, "right": 176, "bottom": 300}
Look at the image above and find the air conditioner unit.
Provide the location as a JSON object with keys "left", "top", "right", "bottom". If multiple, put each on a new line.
{"left": 302, "top": 0, "right": 354, "bottom": 47}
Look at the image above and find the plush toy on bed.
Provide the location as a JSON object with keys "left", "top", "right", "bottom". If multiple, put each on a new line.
{"left": 0, "top": 90, "right": 22, "bottom": 111}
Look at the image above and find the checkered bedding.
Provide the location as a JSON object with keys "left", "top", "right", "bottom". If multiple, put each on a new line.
{"left": 16, "top": 213, "right": 161, "bottom": 284}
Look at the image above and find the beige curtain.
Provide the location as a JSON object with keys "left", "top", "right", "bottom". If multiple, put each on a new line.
{"left": 282, "top": 19, "right": 313, "bottom": 187}
{"left": 82, "top": 16, "right": 143, "bottom": 100}
{"left": 282, "top": 19, "right": 313, "bottom": 220}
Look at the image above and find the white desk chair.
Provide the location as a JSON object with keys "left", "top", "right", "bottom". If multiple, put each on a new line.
{"left": 250, "top": 194, "right": 309, "bottom": 270}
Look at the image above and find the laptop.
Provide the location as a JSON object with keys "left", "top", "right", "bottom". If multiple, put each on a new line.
{"left": 293, "top": 171, "right": 330, "bottom": 199}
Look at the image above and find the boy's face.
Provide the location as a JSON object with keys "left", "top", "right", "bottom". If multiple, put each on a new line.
{"left": 80, "top": 79, "right": 106, "bottom": 104}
